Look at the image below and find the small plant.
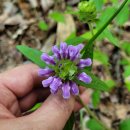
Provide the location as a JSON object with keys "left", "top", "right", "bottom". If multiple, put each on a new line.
{"left": 17, "top": 0, "right": 129, "bottom": 130}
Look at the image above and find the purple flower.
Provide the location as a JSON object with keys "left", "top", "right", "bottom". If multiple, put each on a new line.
{"left": 78, "top": 72, "right": 92, "bottom": 84}
{"left": 78, "top": 58, "right": 92, "bottom": 69}
{"left": 60, "top": 42, "right": 68, "bottom": 58}
{"left": 77, "top": 44, "right": 84, "bottom": 51}
{"left": 41, "top": 53, "right": 55, "bottom": 65}
{"left": 38, "top": 68, "right": 54, "bottom": 77}
{"left": 62, "top": 82, "right": 71, "bottom": 99}
{"left": 39, "top": 42, "right": 92, "bottom": 99}
{"left": 68, "top": 45, "right": 79, "bottom": 61}
{"left": 70, "top": 81, "right": 79, "bottom": 95}
{"left": 52, "top": 45, "right": 61, "bottom": 60}
{"left": 50, "top": 77, "right": 62, "bottom": 92}
{"left": 42, "top": 76, "right": 54, "bottom": 87}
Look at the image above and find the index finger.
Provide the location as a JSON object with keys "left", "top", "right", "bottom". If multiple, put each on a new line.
{"left": 0, "top": 64, "right": 43, "bottom": 97}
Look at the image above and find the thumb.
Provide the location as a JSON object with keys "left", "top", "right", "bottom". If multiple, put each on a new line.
{"left": 29, "top": 92, "right": 75, "bottom": 130}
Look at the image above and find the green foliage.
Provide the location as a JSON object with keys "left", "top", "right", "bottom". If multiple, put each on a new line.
{"left": 102, "top": 28, "right": 119, "bottom": 47}
{"left": 87, "top": 118, "right": 104, "bottom": 130}
{"left": 78, "top": 1, "right": 97, "bottom": 23}
{"left": 75, "top": 69, "right": 110, "bottom": 91}
{"left": 125, "top": 77, "right": 130, "bottom": 91}
{"left": 81, "top": 0, "right": 128, "bottom": 59}
{"left": 92, "top": 0, "right": 104, "bottom": 11}
{"left": 96, "top": 7, "right": 119, "bottom": 46}
{"left": 120, "top": 42, "right": 130, "bottom": 55}
{"left": 115, "top": 4, "right": 129, "bottom": 25}
{"left": 38, "top": 21, "right": 49, "bottom": 31}
{"left": 80, "top": 109, "right": 84, "bottom": 130}
{"left": 123, "top": 66, "right": 130, "bottom": 91}
{"left": 119, "top": 118, "right": 130, "bottom": 130}
{"left": 16, "top": 45, "right": 45, "bottom": 68}
{"left": 29, "top": 103, "right": 42, "bottom": 112}
{"left": 94, "top": 50, "right": 109, "bottom": 65}
{"left": 49, "top": 11, "right": 65, "bottom": 23}
{"left": 120, "top": 59, "right": 130, "bottom": 66}
{"left": 123, "top": 65, "right": 130, "bottom": 78}
{"left": 105, "top": 80, "right": 116, "bottom": 90}
{"left": 92, "top": 90, "right": 101, "bottom": 108}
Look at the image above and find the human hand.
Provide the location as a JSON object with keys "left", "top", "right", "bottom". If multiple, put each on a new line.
{"left": 0, "top": 64, "right": 90, "bottom": 130}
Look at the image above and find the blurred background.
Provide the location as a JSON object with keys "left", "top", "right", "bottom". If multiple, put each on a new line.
{"left": 0, "top": 0, "right": 130, "bottom": 130}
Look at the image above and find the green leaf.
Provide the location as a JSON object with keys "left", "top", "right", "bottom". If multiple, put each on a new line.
{"left": 119, "top": 118, "right": 130, "bottom": 130}
{"left": 65, "top": 36, "right": 86, "bottom": 46}
{"left": 75, "top": 69, "right": 110, "bottom": 91}
{"left": 125, "top": 77, "right": 130, "bottom": 91}
{"left": 16, "top": 45, "right": 45, "bottom": 68}
{"left": 81, "top": 0, "right": 128, "bottom": 58}
{"left": 104, "top": 80, "right": 116, "bottom": 90}
{"left": 120, "top": 42, "right": 130, "bottom": 55}
{"left": 49, "top": 11, "right": 65, "bottom": 23}
{"left": 29, "top": 103, "right": 42, "bottom": 112}
{"left": 123, "top": 65, "right": 130, "bottom": 78}
{"left": 87, "top": 118, "right": 104, "bottom": 130}
{"left": 103, "top": 28, "right": 119, "bottom": 47}
{"left": 65, "top": 30, "right": 97, "bottom": 46}
{"left": 64, "top": 113, "right": 74, "bottom": 130}
{"left": 96, "top": 7, "right": 119, "bottom": 46}
{"left": 94, "top": 50, "right": 109, "bottom": 65}
{"left": 97, "top": 7, "right": 116, "bottom": 28}
{"left": 115, "top": 4, "right": 129, "bottom": 25}
{"left": 93, "top": 0, "right": 104, "bottom": 11}
{"left": 92, "top": 90, "right": 101, "bottom": 108}
{"left": 38, "top": 21, "right": 49, "bottom": 31}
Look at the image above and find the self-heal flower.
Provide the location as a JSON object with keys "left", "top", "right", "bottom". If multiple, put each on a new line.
{"left": 39, "top": 42, "right": 92, "bottom": 99}
{"left": 38, "top": 68, "right": 54, "bottom": 77}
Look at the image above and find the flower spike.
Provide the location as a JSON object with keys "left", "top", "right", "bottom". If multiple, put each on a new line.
{"left": 39, "top": 42, "right": 92, "bottom": 99}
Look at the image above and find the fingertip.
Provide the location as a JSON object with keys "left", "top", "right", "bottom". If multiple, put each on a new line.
{"left": 30, "top": 92, "right": 75, "bottom": 130}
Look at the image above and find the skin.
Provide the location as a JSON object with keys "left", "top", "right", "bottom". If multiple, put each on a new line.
{"left": 0, "top": 64, "right": 90, "bottom": 130}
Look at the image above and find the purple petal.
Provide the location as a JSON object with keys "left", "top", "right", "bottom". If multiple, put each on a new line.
{"left": 68, "top": 45, "right": 79, "bottom": 61}
{"left": 41, "top": 53, "right": 55, "bottom": 65}
{"left": 50, "top": 78, "right": 62, "bottom": 92}
{"left": 78, "top": 72, "right": 92, "bottom": 84}
{"left": 70, "top": 82, "right": 79, "bottom": 95}
{"left": 78, "top": 58, "right": 92, "bottom": 68}
{"left": 68, "top": 44, "right": 84, "bottom": 61}
{"left": 50, "top": 88, "right": 58, "bottom": 94}
{"left": 52, "top": 45, "right": 61, "bottom": 60}
{"left": 77, "top": 44, "right": 84, "bottom": 51}
{"left": 62, "top": 82, "right": 71, "bottom": 99}
{"left": 60, "top": 42, "right": 68, "bottom": 59}
{"left": 38, "top": 68, "right": 54, "bottom": 77}
{"left": 42, "top": 76, "right": 54, "bottom": 87}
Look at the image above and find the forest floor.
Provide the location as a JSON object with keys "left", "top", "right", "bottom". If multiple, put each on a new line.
{"left": 0, "top": 0, "right": 130, "bottom": 130}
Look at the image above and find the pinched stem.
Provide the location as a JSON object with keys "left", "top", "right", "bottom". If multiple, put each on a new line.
{"left": 77, "top": 95, "right": 113, "bottom": 130}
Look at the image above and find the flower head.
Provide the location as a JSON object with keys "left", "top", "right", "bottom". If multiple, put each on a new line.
{"left": 78, "top": 1, "right": 97, "bottom": 23}
{"left": 38, "top": 42, "right": 92, "bottom": 99}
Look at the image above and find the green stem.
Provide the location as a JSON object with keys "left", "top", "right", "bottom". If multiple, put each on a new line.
{"left": 81, "top": 0, "right": 128, "bottom": 55}
{"left": 88, "top": 23, "right": 94, "bottom": 36}
{"left": 77, "top": 96, "right": 113, "bottom": 130}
